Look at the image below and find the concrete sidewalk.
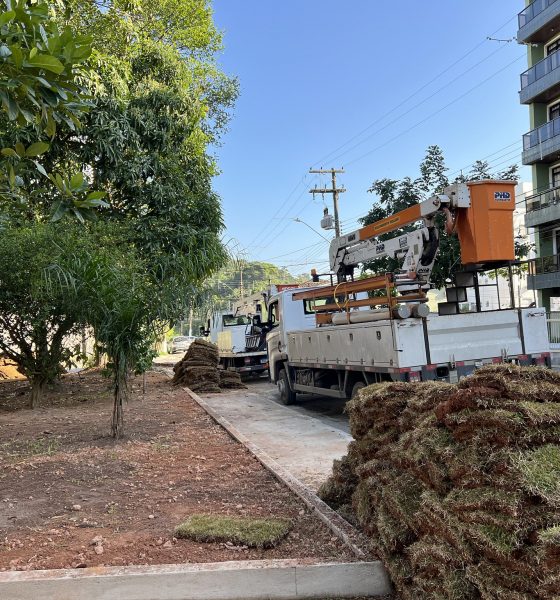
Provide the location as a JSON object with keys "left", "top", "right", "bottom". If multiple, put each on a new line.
{"left": 197, "top": 381, "right": 352, "bottom": 491}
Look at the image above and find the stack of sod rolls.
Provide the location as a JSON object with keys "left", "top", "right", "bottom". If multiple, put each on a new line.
{"left": 172, "top": 339, "right": 246, "bottom": 392}
{"left": 319, "top": 365, "right": 560, "bottom": 600}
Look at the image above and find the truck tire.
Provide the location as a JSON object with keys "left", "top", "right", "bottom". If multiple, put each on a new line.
{"left": 278, "top": 368, "right": 296, "bottom": 405}
{"left": 351, "top": 381, "right": 366, "bottom": 400}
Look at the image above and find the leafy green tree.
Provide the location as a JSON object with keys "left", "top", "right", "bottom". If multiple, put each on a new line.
{"left": 0, "top": 224, "right": 90, "bottom": 406}
{"left": 419, "top": 145, "right": 449, "bottom": 193}
{"left": 0, "top": 0, "right": 106, "bottom": 220}
{"left": 0, "top": 0, "right": 237, "bottom": 436}
{"left": 360, "top": 146, "right": 522, "bottom": 289}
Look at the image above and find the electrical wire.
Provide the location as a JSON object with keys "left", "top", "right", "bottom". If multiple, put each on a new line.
{"left": 343, "top": 54, "right": 526, "bottom": 168}
{"left": 311, "top": 15, "right": 518, "bottom": 168}
{"left": 259, "top": 240, "right": 326, "bottom": 262}
{"left": 246, "top": 175, "right": 311, "bottom": 249}
{"left": 319, "top": 45, "right": 514, "bottom": 169}
{"left": 447, "top": 140, "right": 522, "bottom": 178}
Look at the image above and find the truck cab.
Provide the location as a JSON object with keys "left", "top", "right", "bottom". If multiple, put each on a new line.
{"left": 266, "top": 287, "right": 317, "bottom": 383}
{"left": 208, "top": 300, "right": 269, "bottom": 378}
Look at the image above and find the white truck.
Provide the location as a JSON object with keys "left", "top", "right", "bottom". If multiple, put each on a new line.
{"left": 266, "top": 180, "right": 551, "bottom": 404}
{"left": 208, "top": 298, "right": 269, "bottom": 378}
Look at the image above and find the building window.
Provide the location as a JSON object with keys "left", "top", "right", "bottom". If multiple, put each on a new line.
{"left": 553, "top": 227, "right": 560, "bottom": 256}
{"left": 547, "top": 38, "right": 560, "bottom": 56}
{"left": 552, "top": 165, "right": 560, "bottom": 188}
{"left": 550, "top": 102, "right": 560, "bottom": 121}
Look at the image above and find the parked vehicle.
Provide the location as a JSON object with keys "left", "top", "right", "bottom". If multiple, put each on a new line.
{"left": 266, "top": 181, "right": 551, "bottom": 404}
{"left": 169, "top": 336, "right": 196, "bottom": 354}
{"left": 207, "top": 296, "right": 269, "bottom": 378}
{"left": 206, "top": 286, "right": 308, "bottom": 377}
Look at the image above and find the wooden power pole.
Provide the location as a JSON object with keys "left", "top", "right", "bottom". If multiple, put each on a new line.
{"left": 309, "top": 168, "right": 346, "bottom": 238}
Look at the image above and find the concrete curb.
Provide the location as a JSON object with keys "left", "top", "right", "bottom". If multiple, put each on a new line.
{"left": 0, "top": 559, "right": 392, "bottom": 599}
{"left": 185, "top": 387, "right": 372, "bottom": 560}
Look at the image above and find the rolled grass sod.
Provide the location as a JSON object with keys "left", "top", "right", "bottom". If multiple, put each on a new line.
{"left": 174, "top": 514, "right": 292, "bottom": 548}
{"left": 320, "top": 364, "right": 560, "bottom": 599}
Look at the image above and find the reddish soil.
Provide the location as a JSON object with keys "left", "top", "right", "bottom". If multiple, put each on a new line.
{"left": 0, "top": 370, "right": 357, "bottom": 571}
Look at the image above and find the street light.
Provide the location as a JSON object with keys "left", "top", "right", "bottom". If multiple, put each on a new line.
{"left": 293, "top": 218, "right": 331, "bottom": 243}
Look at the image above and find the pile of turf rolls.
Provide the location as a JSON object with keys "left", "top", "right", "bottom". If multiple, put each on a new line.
{"left": 319, "top": 365, "right": 560, "bottom": 599}
{"left": 218, "top": 369, "right": 248, "bottom": 389}
{"left": 172, "top": 339, "right": 246, "bottom": 393}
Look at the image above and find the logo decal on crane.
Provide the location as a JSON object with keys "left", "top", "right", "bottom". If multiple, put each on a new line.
{"left": 494, "top": 191, "right": 511, "bottom": 201}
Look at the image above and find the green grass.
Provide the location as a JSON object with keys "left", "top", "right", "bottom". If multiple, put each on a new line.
{"left": 2, "top": 436, "right": 61, "bottom": 459}
{"left": 174, "top": 514, "right": 292, "bottom": 549}
{"left": 539, "top": 524, "right": 560, "bottom": 545}
{"left": 513, "top": 444, "right": 560, "bottom": 505}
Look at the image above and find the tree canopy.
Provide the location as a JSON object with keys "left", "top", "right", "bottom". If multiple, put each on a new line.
{"left": 0, "top": 0, "right": 237, "bottom": 436}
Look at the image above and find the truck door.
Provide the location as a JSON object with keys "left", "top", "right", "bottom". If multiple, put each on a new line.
{"left": 266, "top": 298, "right": 284, "bottom": 382}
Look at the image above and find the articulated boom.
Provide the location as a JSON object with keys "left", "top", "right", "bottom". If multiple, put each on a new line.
{"left": 329, "top": 190, "right": 458, "bottom": 292}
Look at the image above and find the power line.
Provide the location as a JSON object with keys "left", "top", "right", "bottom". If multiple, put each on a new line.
{"left": 447, "top": 140, "right": 521, "bottom": 178}
{"left": 260, "top": 240, "right": 326, "bottom": 261}
{"left": 246, "top": 176, "right": 321, "bottom": 258}
{"left": 254, "top": 191, "right": 317, "bottom": 253}
{"left": 321, "top": 45, "right": 514, "bottom": 169}
{"left": 311, "top": 15, "right": 518, "bottom": 168}
{"left": 246, "top": 175, "right": 311, "bottom": 249}
{"left": 344, "top": 54, "right": 525, "bottom": 168}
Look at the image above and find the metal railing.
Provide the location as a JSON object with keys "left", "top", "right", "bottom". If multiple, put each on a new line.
{"left": 525, "top": 184, "right": 560, "bottom": 212}
{"left": 523, "top": 115, "right": 560, "bottom": 150}
{"left": 528, "top": 254, "right": 560, "bottom": 275}
{"left": 521, "top": 49, "right": 560, "bottom": 89}
{"left": 547, "top": 311, "right": 560, "bottom": 345}
{"left": 519, "top": 0, "right": 559, "bottom": 28}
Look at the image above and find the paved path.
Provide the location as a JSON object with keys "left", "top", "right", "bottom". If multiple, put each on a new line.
{"left": 197, "top": 380, "right": 352, "bottom": 492}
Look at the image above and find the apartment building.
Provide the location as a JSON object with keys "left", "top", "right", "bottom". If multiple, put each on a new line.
{"left": 518, "top": 0, "right": 560, "bottom": 310}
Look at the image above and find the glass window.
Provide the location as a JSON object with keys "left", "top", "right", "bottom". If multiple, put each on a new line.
{"left": 550, "top": 102, "right": 560, "bottom": 121}
{"left": 269, "top": 301, "right": 281, "bottom": 326}
{"left": 222, "top": 314, "right": 251, "bottom": 327}
{"left": 552, "top": 165, "right": 560, "bottom": 188}
{"left": 303, "top": 298, "right": 334, "bottom": 314}
{"left": 547, "top": 38, "right": 560, "bottom": 56}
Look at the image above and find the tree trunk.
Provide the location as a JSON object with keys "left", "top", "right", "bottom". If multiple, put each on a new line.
{"left": 111, "top": 387, "right": 124, "bottom": 438}
{"left": 111, "top": 356, "right": 126, "bottom": 438}
{"left": 30, "top": 376, "right": 46, "bottom": 409}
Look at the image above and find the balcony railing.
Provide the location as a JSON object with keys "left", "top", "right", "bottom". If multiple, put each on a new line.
{"left": 523, "top": 116, "right": 560, "bottom": 150}
{"left": 525, "top": 184, "right": 560, "bottom": 212}
{"left": 519, "top": 0, "right": 559, "bottom": 28}
{"left": 547, "top": 311, "right": 560, "bottom": 346}
{"left": 520, "top": 49, "right": 560, "bottom": 89}
{"left": 528, "top": 254, "right": 560, "bottom": 276}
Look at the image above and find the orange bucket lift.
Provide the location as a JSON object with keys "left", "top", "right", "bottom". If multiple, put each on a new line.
{"left": 455, "top": 180, "right": 516, "bottom": 265}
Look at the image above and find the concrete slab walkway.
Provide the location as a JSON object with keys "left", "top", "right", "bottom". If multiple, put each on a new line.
{"left": 197, "top": 381, "right": 352, "bottom": 491}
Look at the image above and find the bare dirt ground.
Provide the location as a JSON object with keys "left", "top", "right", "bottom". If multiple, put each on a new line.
{"left": 0, "top": 370, "right": 358, "bottom": 571}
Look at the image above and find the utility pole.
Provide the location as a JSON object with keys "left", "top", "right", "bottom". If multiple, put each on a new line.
{"left": 309, "top": 168, "right": 346, "bottom": 238}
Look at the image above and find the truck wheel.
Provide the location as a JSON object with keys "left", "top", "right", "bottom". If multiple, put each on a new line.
{"left": 351, "top": 381, "right": 366, "bottom": 400}
{"left": 278, "top": 369, "right": 296, "bottom": 405}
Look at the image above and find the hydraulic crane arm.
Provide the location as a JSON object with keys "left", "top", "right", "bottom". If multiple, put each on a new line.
{"left": 329, "top": 192, "right": 455, "bottom": 283}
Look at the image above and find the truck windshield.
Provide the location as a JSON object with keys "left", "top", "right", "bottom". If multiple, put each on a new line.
{"left": 223, "top": 315, "right": 251, "bottom": 327}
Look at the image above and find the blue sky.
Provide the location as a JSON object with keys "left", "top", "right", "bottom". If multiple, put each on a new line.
{"left": 211, "top": 1, "right": 529, "bottom": 275}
